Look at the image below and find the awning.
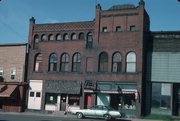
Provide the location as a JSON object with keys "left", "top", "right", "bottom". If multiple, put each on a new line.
{"left": 0, "top": 85, "right": 17, "bottom": 97}
{"left": 45, "top": 80, "right": 81, "bottom": 94}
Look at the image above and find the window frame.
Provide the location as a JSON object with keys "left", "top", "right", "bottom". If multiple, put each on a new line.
{"left": 49, "top": 53, "right": 58, "bottom": 72}
{"left": 99, "top": 52, "right": 108, "bottom": 72}
{"left": 60, "top": 53, "right": 69, "bottom": 72}
{"left": 112, "top": 52, "right": 122, "bottom": 72}
{"left": 126, "top": 52, "right": 136, "bottom": 72}
{"left": 72, "top": 53, "right": 81, "bottom": 72}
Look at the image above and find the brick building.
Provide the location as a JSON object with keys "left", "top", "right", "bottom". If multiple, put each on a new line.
{"left": 27, "top": 1, "right": 149, "bottom": 117}
{"left": 145, "top": 31, "right": 180, "bottom": 116}
{"left": 0, "top": 43, "right": 27, "bottom": 112}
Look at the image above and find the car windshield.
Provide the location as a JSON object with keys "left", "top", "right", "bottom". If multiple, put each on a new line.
{"left": 106, "top": 106, "right": 115, "bottom": 110}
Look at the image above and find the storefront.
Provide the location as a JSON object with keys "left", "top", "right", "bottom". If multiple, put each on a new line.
{"left": 45, "top": 80, "right": 81, "bottom": 111}
{"left": 96, "top": 81, "right": 137, "bottom": 116}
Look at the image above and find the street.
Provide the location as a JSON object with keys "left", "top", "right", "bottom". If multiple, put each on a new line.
{"left": 0, "top": 113, "right": 131, "bottom": 121}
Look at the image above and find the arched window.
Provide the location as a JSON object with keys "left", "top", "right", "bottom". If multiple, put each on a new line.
{"left": 71, "top": 33, "right": 77, "bottom": 40}
{"left": 86, "top": 32, "right": 93, "bottom": 48}
{"left": 99, "top": 52, "right": 108, "bottom": 72}
{"left": 79, "top": 33, "right": 84, "bottom": 40}
{"left": 49, "top": 53, "right": 58, "bottom": 72}
{"left": 48, "top": 34, "right": 54, "bottom": 41}
{"left": 34, "top": 34, "right": 39, "bottom": 43}
{"left": 63, "top": 33, "right": 69, "bottom": 40}
{"left": 41, "top": 34, "right": 46, "bottom": 41}
{"left": 56, "top": 34, "right": 61, "bottom": 40}
{"left": 34, "top": 53, "right": 42, "bottom": 71}
{"left": 72, "top": 53, "right": 81, "bottom": 72}
{"left": 60, "top": 53, "right": 69, "bottom": 72}
{"left": 112, "top": 52, "right": 122, "bottom": 72}
{"left": 126, "top": 52, "right": 136, "bottom": 72}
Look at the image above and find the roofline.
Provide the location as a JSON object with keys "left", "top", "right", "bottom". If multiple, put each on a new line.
{"left": 0, "top": 43, "right": 27, "bottom": 47}
{"left": 35, "top": 20, "right": 94, "bottom": 26}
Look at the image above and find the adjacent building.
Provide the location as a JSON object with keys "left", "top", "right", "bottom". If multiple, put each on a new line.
{"left": 27, "top": 1, "right": 149, "bottom": 117}
{"left": 0, "top": 43, "right": 27, "bottom": 112}
{"left": 145, "top": 31, "right": 180, "bottom": 116}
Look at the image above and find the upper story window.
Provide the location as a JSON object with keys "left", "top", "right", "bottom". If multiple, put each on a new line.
{"left": 102, "top": 27, "right": 108, "bottom": 32}
{"left": 56, "top": 34, "right": 61, "bottom": 40}
{"left": 60, "top": 53, "right": 69, "bottom": 72}
{"left": 130, "top": 25, "right": 136, "bottom": 32}
{"left": 34, "top": 35, "right": 39, "bottom": 43}
{"left": 10, "top": 68, "right": 16, "bottom": 80}
{"left": 48, "top": 34, "right": 54, "bottom": 41}
{"left": 63, "top": 33, "right": 69, "bottom": 40}
{"left": 116, "top": 26, "right": 122, "bottom": 32}
{"left": 41, "top": 34, "right": 46, "bottom": 41}
{"left": 0, "top": 67, "right": 3, "bottom": 76}
{"left": 126, "top": 52, "right": 136, "bottom": 72}
{"left": 49, "top": 53, "right": 58, "bottom": 72}
{"left": 79, "top": 33, "right": 84, "bottom": 40}
{"left": 112, "top": 52, "right": 122, "bottom": 72}
{"left": 34, "top": 53, "right": 43, "bottom": 72}
{"left": 72, "top": 53, "right": 81, "bottom": 72}
{"left": 86, "top": 32, "right": 93, "bottom": 48}
{"left": 71, "top": 33, "right": 77, "bottom": 40}
{"left": 99, "top": 52, "right": 108, "bottom": 72}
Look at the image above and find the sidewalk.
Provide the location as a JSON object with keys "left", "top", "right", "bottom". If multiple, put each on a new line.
{"left": 0, "top": 111, "right": 164, "bottom": 121}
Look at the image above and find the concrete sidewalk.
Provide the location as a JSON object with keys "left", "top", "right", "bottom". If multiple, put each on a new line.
{"left": 0, "top": 111, "right": 164, "bottom": 121}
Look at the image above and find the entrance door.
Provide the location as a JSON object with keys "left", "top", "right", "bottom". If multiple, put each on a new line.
{"left": 27, "top": 80, "right": 43, "bottom": 110}
{"left": 28, "top": 91, "right": 42, "bottom": 110}
{"left": 84, "top": 94, "right": 92, "bottom": 109}
{"left": 173, "top": 84, "right": 180, "bottom": 116}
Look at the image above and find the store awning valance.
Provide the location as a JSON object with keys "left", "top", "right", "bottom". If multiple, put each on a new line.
{"left": 0, "top": 85, "right": 17, "bottom": 97}
{"left": 45, "top": 80, "right": 81, "bottom": 94}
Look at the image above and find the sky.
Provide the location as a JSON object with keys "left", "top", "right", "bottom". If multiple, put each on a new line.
{"left": 0, "top": 0, "right": 179, "bottom": 44}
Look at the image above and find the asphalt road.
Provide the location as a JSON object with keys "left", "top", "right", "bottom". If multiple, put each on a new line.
{"left": 0, "top": 113, "right": 131, "bottom": 121}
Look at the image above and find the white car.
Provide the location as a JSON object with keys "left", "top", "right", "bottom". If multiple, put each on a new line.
{"left": 69, "top": 105, "right": 124, "bottom": 120}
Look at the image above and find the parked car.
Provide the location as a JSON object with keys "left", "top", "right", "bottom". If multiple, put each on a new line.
{"left": 69, "top": 105, "right": 124, "bottom": 120}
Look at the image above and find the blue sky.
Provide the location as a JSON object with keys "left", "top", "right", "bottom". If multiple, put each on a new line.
{"left": 0, "top": 0, "right": 179, "bottom": 44}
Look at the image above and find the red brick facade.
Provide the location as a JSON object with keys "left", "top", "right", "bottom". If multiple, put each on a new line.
{"left": 27, "top": 2, "right": 149, "bottom": 117}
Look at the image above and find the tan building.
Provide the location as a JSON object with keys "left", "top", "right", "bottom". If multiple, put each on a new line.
{"left": 0, "top": 43, "right": 28, "bottom": 112}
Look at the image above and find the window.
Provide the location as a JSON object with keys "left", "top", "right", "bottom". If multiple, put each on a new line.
{"left": 34, "top": 34, "right": 39, "bottom": 43}
{"left": 49, "top": 53, "right": 58, "bottom": 72}
{"left": 63, "top": 33, "right": 69, "bottom": 40}
{"left": 151, "top": 83, "right": 171, "bottom": 112}
{"left": 116, "top": 26, "right": 122, "bottom": 32}
{"left": 41, "top": 34, "right": 46, "bottom": 41}
{"left": 112, "top": 52, "right": 122, "bottom": 72}
{"left": 48, "top": 34, "right": 54, "bottom": 41}
{"left": 34, "top": 53, "right": 42, "bottom": 71}
{"left": 46, "top": 93, "right": 57, "bottom": 104}
{"left": 86, "top": 32, "right": 93, "bottom": 48}
{"left": 36, "top": 92, "right": 41, "bottom": 97}
{"left": 71, "top": 33, "right": 77, "bottom": 40}
{"left": 102, "top": 27, "right": 107, "bottom": 32}
{"left": 79, "top": 33, "right": 84, "bottom": 40}
{"left": 10, "top": 69, "right": 16, "bottom": 80}
{"left": 126, "top": 52, "right": 136, "bottom": 72}
{"left": 0, "top": 67, "right": 3, "bottom": 76}
{"left": 30, "top": 92, "right": 35, "bottom": 97}
{"left": 60, "top": 53, "right": 69, "bottom": 72}
{"left": 99, "top": 52, "right": 108, "bottom": 72}
{"left": 72, "top": 53, "right": 81, "bottom": 72}
{"left": 130, "top": 25, "right": 136, "bottom": 32}
{"left": 56, "top": 34, "right": 61, "bottom": 40}
{"left": 84, "top": 80, "right": 93, "bottom": 88}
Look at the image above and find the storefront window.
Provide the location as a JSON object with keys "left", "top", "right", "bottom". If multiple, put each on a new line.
{"left": 68, "top": 95, "right": 80, "bottom": 106}
{"left": 121, "top": 94, "right": 136, "bottom": 110}
{"left": 46, "top": 93, "right": 57, "bottom": 104}
{"left": 151, "top": 83, "right": 171, "bottom": 114}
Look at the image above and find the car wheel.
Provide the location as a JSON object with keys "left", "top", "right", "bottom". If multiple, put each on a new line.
{"left": 77, "top": 112, "right": 83, "bottom": 119}
{"left": 104, "top": 114, "right": 111, "bottom": 120}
